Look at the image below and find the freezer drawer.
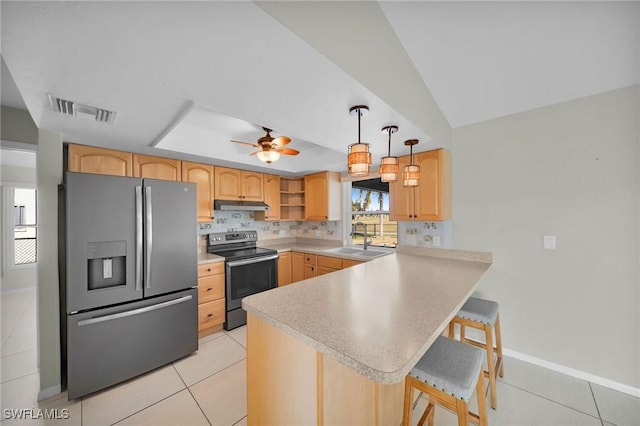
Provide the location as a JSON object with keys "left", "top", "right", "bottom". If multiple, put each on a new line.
{"left": 66, "top": 288, "right": 198, "bottom": 400}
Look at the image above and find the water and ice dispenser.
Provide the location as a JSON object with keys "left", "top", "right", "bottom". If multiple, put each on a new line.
{"left": 86, "top": 241, "right": 127, "bottom": 290}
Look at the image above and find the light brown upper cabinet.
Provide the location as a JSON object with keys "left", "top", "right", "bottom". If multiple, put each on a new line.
{"left": 132, "top": 154, "right": 181, "bottom": 181}
{"left": 182, "top": 161, "right": 214, "bottom": 222}
{"left": 254, "top": 174, "right": 280, "bottom": 221}
{"left": 214, "top": 167, "right": 264, "bottom": 201}
{"left": 67, "top": 144, "right": 133, "bottom": 177}
{"left": 389, "top": 148, "right": 451, "bottom": 221}
{"left": 304, "top": 171, "right": 341, "bottom": 221}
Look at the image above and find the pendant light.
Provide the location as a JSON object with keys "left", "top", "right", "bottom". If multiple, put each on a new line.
{"left": 347, "top": 105, "right": 372, "bottom": 177}
{"left": 402, "top": 139, "right": 420, "bottom": 187}
{"left": 379, "top": 125, "right": 399, "bottom": 182}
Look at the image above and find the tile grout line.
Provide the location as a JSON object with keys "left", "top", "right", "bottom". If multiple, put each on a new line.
{"left": 588, "top": 382, "right": 606, "bottom": 426}
{"left": 172, "top": 363, "right": 212, "bottom": 426}
{"left": 499, "top": 380, "right": 603, "bottom": 421}
{"left": 0, "top": 292, "right": 35, "bottom": 354}
{"left": 0, "top": 370, "right": 39, "bottom": 386}
{"left": 185, "top": 356, "right": 247, "bottom": 388}
{"left": 232, "top": 415, "right": 247, "bottom": 426}
{"left": 106, "top": 386, "right": 186, "bottom": 426}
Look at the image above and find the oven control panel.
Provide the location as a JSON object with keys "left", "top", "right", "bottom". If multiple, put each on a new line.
{"left": 208, "top": 231, "right": 258, "bottom": 245}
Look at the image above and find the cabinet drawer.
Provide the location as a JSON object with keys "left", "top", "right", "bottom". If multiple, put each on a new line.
{"left": 198, "top": 262, "right": 224, "bottom": 277}
{"left": 198, "top": 274, "right": 225, "bottom": 303}
{"left": 317, "top": 255, "right": 342, "bottom": 270}
{"left": 304, "top": 254, "right": 317, "bottom": 265}
{"left": 342, "top": 259, "right": 363, "bottom": 268}
{"left": 317, "top": 265, "right": 340, "bottom": 276}
{"left": 198, "top": 299, "right": 225, "bottom": 331}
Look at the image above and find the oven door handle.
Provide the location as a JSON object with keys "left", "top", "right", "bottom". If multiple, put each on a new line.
{"left": 227, "top": 254, "right": 279, "bottom": 268}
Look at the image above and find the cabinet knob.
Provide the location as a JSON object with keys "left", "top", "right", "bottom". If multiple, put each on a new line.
{"left": 207, "top": 313, "right": 214, "bottom": 317}
{"left": 207, "top": 287, "right": 212, "bottom": 292}
{"left": 207, "top": 268, "right": 211, "bottom": 272}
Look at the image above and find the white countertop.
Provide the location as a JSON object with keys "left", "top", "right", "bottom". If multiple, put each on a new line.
{"left": 242, "top": 248, "right": 492, "bottom": 384}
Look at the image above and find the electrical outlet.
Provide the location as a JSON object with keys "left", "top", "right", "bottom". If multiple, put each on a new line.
{"left": 544, "top": 235, "right": 556, "bottom": 250}
{"left": 432, "top": 235, "right": 441, "bottom": 247}
{"left": 315, "top": 230, "right": 322, "bottom": 237}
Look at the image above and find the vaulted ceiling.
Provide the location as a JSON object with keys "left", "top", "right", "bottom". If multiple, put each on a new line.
{"left": 2, "top": 1, "right": 638, "bottom": 174}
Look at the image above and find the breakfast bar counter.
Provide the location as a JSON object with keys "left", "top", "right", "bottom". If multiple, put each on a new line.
{"left": 242, "top": 246, "right": 492, "bottom": 425}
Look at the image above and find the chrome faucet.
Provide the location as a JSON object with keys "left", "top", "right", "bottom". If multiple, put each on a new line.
{"left": 354, "top": 221, "right": 369, "bottom": 250}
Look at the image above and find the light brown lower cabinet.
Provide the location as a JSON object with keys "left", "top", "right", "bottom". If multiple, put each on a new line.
{"left": 291, "top": 252, "right": 305, "bottom": 283}
{"left": 278, "top": 252, "right": 292, "bottom": 286}
{"left": 197, "top": 262, "right": 225, "bottom": 334}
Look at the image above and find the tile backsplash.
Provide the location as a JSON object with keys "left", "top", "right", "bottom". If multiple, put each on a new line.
{"left": 197, "top": 210, "right": 342, "bottom": 241}
{"left": 397, "top": 221, "right": 452, "bottom": 248}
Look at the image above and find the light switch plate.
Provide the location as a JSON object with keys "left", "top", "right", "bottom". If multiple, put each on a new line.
{"left": 544, "top": 235, "right": 556, "bottom": 250}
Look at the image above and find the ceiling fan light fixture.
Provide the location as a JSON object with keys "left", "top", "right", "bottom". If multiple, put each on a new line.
{"left": 402, "top": 139, "right": 420, "bottom": 187}
{"left": 256, "top": 150, "right": 281, "bottom": 164}
{"left": 379, "top": 125, "right": 399, "bottom": 182}
{"left": 347, "top": 105, "right": 371, "bottom": 177}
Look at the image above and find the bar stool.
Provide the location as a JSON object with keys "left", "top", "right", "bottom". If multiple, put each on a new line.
{"left": 403, "top": 336, "right": 487, "bottom": 426}
{"left": 448, "top": 297, "right": 504, "bottom": 409}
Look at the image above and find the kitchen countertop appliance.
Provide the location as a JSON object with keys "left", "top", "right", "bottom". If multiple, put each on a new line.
{"left": 207, "top": 231, "right": 278, "bottom": 330}
{"left": 59, "top": 172, "right": 198, "bottom": 400}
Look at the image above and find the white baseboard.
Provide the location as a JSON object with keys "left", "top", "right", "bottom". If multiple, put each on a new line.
{"left": 452, "top": 332, "right": 640, "bottom": 398}
{"left": 38, "top": 384, "right": 62, "bottom": 401}
{"left": 502, "top": 348, "right": 640, "bottom": 398}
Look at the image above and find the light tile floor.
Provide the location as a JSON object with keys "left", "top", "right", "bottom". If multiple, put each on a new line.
{"left": 1, "top": 289, "right": 639, "bottom": 425}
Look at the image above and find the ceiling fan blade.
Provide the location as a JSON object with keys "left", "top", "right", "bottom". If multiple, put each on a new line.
{"left": 277, "top": 148, "right": 300, "bottom": 156}
{"left": 271, "top": 136, "right": 291, "bottom": 147}
{"left": 249, "top": 151, "right": 261, "bottom": 156}
{"left": 230, "top": 140, "right": 260, "bottom": 147}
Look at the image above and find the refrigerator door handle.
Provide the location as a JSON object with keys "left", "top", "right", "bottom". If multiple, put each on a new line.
{"left": 135, "top": 186, "right": 143, "bottom": 291}
{"left": 145, "top": 186, "right": 152, "bottom": 289}
{"left": 77, "top": 295, "right": 193, "bottom": 327}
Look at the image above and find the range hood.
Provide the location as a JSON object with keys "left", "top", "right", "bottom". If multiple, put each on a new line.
{"left": 214, "top": 200, "right": 270, "bottom": 211}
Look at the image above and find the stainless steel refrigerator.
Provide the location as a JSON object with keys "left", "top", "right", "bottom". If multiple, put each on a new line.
{"left": 60, "top": 172, "right": 198, "bottom": 400}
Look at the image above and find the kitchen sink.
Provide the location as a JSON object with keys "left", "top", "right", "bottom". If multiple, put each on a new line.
{"left": 324, "top": 247, "right": 390, "bottom": 258}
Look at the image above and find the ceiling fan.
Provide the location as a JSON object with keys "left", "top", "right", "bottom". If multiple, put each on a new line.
{"left": 231, "top": 127, "right": 300, "bottom": 164}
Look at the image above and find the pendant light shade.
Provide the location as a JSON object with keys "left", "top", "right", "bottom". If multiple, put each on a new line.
{"left": 379, "top": 125, "right": 399, "bottom": 182}
{"left": 402, "top": 139, "right": 420, "bottom": 187}
{"left": 347, "top": 105, "right": 371, "bottom": 177}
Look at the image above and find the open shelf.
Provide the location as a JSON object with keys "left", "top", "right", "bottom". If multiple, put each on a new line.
{"left": 280, "top": 177, "right": 305, "bottom": 220}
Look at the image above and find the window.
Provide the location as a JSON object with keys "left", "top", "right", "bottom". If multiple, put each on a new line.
{"left": 13, "top": 188, "right": 37, "bottom": 265}
{"left": 351, "top": 179, "right": 397, "bottom": 248}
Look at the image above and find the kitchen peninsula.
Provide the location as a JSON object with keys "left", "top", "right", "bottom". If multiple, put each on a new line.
{"left": 242, "top": 246, "right": 492, "bottom": 425}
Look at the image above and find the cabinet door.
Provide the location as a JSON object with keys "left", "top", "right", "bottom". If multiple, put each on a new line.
{"left": 342, "top": 259, "right": 362, "bottom": 268}
{"left": 304, "top": 264, "right": 317, "bottom": 279}
{"left": 389, "top": 156, "right": 415, "bottom": 221}
{"left": 291, "top": 252, "right": 305, "bottom": 283}
{"left": 182, "top": 161, "right": 214, "bottom": 222}
{"left": 255, "top": 174, "right": 279, "bottom": 220}
{"left": 317, "top": 266, "right": 339, "bottom": 276}
{"left": 68, "top": 144, "right": 132, "bottom": 177}
{"left": 242, "top": 171, "right": 264, "bottom": 201}
{"left": 304, "top": 172, "right": 329, "bottom": 220}
{"left": 278, "top": 252, "right": 292, "bottom": 287}
{"left": 133, "top": 154, "right": 181, "bottom": 181}
{"left": 414, "top": 149, "right": 451, "bottom": 221}
{"left": 214, "top": 167, "right": 242, "bottom": 200}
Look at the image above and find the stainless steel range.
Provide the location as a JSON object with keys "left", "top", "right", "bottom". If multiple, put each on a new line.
{"left": 207, "top": 231, "right": 278, "bottom": 330}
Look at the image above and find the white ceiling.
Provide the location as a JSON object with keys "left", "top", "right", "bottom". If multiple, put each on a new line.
{"left": 1, "top": 1, "right": 638, "bottom": 174}
{"left": 1, "top": 57, "right": 27, "bottom": 110}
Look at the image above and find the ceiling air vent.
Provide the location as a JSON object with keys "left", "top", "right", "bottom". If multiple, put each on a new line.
{"left": 48, "top": 94, "right": 117, "bottom": 124}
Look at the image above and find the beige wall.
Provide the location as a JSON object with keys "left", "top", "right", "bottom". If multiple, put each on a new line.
{"left": 452, "top": 85, "right": 639, "bottom": 388}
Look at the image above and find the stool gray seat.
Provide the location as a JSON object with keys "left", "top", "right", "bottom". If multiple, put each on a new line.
{"left": 457, "top": 297, "right": 499, "bottom": 325}
{"left": 449, "top": 296, "right": 504, "bottom": 410}
{"left": 403, "top": 336, "right": 488, "bottom": 426}
{"left": 410, "top": 336, "right": 485, "bottom": 402}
